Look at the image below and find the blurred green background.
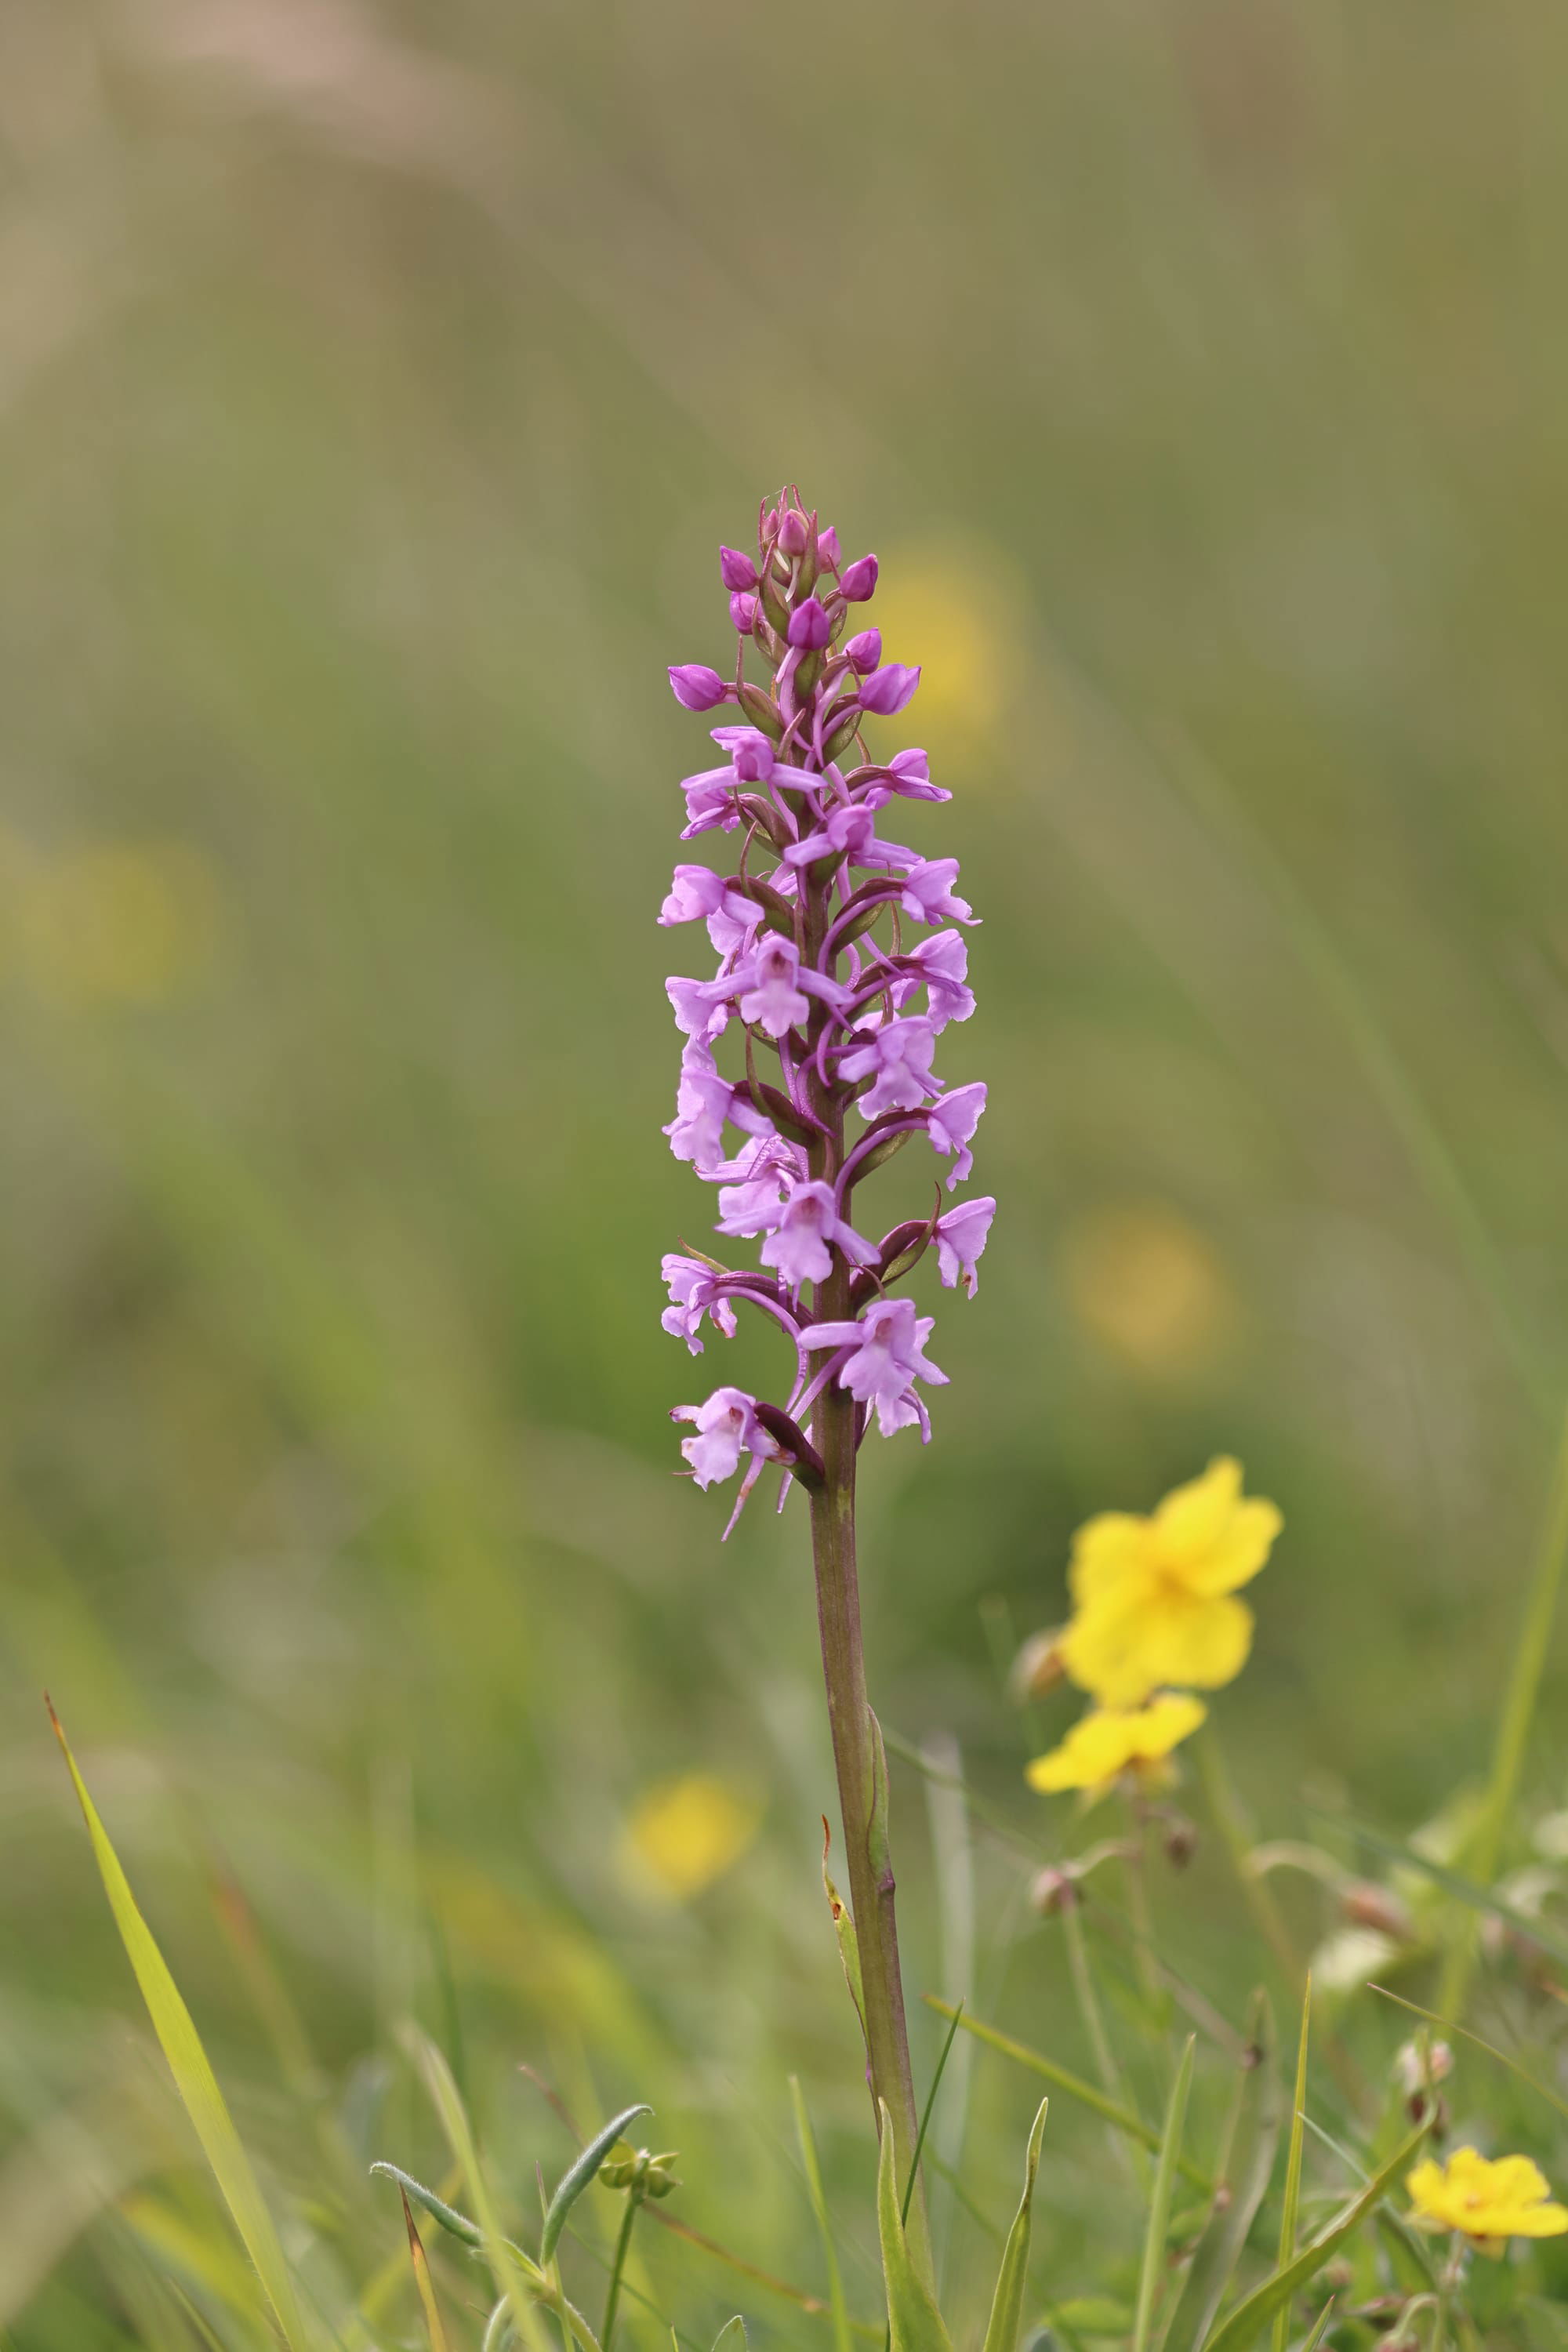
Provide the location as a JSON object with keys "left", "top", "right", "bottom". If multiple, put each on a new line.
{"left": 5, "top": 2, "right": 1568, "bottom": 2343}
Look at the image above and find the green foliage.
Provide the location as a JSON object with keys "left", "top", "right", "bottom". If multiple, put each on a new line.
{"left": 874, "top": 2103, "right": 952, "bottom": 2352}
{"left": 978, "top": 2099, "right": 1047, "bottom": 2352}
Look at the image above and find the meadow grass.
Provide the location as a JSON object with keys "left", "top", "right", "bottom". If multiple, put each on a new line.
{"left": 6, "top": 3, "right": 1568, "bottom": 2347}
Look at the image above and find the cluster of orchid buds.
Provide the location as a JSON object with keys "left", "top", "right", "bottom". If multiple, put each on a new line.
{"left": 659, "top": 488, "right": 994, "bottom": 1533}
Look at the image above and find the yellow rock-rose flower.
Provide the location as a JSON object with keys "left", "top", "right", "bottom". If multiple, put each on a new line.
{"left": 619, "top": 1774, "right": 760, "bottom": 1901}
{"left": 1407, "top": 2147, "right": 1568, "bottom": 2254}
{"left": 1025, "top": 1693, "right": 1207, "bottom": 1800}
{"left": 1058, "top": 1457, "right": 1281, "bottom": 1708}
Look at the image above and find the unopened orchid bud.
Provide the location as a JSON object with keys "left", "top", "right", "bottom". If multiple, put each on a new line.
{"left": 720, "top": 546, "right": 759, "bottom": 593}
{"left": 669, "top": 663, "right": 729, "bottom": 712}
{"left": 1029, "top": 1866, "right": 1077, "bottom": 1917}
{"left": 788, "top": 597, "right": 831, "bottom": 650}
{"left": 818, "top": 523, "right": 840, "bottom": 568}
{"left": 857, "top": 662, "right": 920, "bottom": 716}
{"left": 844, "top": 628, "right": 882, "bottom": 674}
{"left": 778, "top": 508, "right": 809, "bottom": 557}
{"left": 840, "top": 553, "right": 879, "bottom": 601}
{"left": 762, "top": 506, "right": 780, "bottom": 538}
{"left": 730, "top": 591, "right": 759, "bottom": 634}
{"left": 1010, "top": 1628, "right": 1068, "bottom": 1702}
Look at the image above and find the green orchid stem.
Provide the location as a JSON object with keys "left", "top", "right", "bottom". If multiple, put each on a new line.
{"left": 601, "top": 2194, "right": 637, "bottom": 2352}
{"left": 804, "top": 859, "right": 931, "bottom": 2293}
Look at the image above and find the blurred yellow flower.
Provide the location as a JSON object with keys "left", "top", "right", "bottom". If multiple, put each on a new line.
{"left": 871, "top": 540, "right": 1024, "bottom": 751}
{"left": 1025, "top": 1693, "right": 1206, "bottom": 1799}
{"left": 619, "top": 1773, "right": 760, "bottom": 1902}
{"left": 1407, "top": 2148, "right": 1568, "bottom": 2253}
{"left": 12, "top": 840, "right": 222, "bottom": 1007}
{"left": 1062, "top": 1203, "right": 1237, "bottom": 1378}
{"left": 1059, "top": 1457, "right": 1280, "bottom": 1708}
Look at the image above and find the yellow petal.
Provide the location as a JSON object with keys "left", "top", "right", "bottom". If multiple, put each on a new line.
{"left": 1181, "top": 1497, "right": 1283, "bottom": 1597}
{"left": 1061, "top": 1591, "right": 1253, "bottom": 1707}
{"left": 1065, "top": 1512, "right": 1149, "bottom": 1608}
{"left": 1501, "top": 2202, "right": 1568, "bottom": 2238}
{"left": 1151, "top": 1457, "right": 1243, "bottom": 1566}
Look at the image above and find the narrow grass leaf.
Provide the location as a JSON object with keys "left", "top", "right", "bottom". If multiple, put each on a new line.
{"left": 1270, "top": 1977, "right": 1311, "bottom": 2352}
{"left": 905, "top": 2002, "right": 964, "bottom": 2227}
{"left": 401, "top": 2191, "right": 453, "bottom": 2352}
{"left": 49, "top": 1700, "right": 311, "bottom": 2352}
{"left": 1166, "top": 1997, "right": 1281, "bottom": 2352}
{"left": 403, "top": 2023, "right": 560, "bottom": 2352}
{"left": 1319, "top": 1817, "right": 1568, "bottom": 1974}
{"left": 1132, "top": 2036, "right": 1194, "bottom": 2352}
{"left": 1296, "top": 2300, "right": 1335, "bottom": 2352}
{"left": 1199, "top": 2118, "right": 1429, "bottom": 2352}
{"left": 979, "top": 2099, "right": 1048, "bottom": 2352}
{"left": 541, "top": 2105, "right": 652, "bottom": 2265}
{"left": 710, "top": 2324, "right": 747, "bottom": 2352}
{"left": 790, "top": 2078, "right": 854, "bottom": 2352}
{"left": 1368, "top": 1984, "right": 1568, "bottom": 2123}
{"left": 370, "top": 2165, "right": 482, "bottom": 2249}
{"left": 875, "top": 2100, "right": 953, "bottom": 2352}
{"left": 923, "top": 1998, "right": 1210, "bottom": 2191}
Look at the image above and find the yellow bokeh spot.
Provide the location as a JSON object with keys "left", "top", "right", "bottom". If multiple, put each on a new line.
{"left": 869, "top": 539, "right": 1027, "bottom": 757}
{"left": 619, "top": 1773, "right": 760, "bottom": 1903}
{"left": 1061, "top": 1202, "right": 1239, "bottom": 1377}
{"left": 9, "top": 840, "right": 223, "bottom": 1008}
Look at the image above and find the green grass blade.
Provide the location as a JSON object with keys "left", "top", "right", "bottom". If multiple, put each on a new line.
{"left": 49, "top": 1700, "right": 312, "bottom": 2351}
{"left": 1199, "top": 2118, "right": 1430, "bottom": 2352}
{"left": 904, "top": 2002, "right": 964, "bottom": 2227}
{"left": 1367, "top": 1983, "right": 1568, "bottom": 2122}
{"left": 789, "top": 2078, "right": 854, "bottom": 2352}
{"left": 1165, "top": 1997, "right": 1281, "bottom": 2352}
{"left": 1132, "top": 2036, "right": 1194, "bottom": 2352}
{"left": 1271, "top": 1977, "right": 1311, "bottom": 2352}
{"left": 1296, "top": 2299, "right": 1336, "bottom": 2352}
{"left": 979, "top": 2099, "right": 1048, "bottom": 2352}
{"left": 1320, "top": 1817, "right": 1568, "bottom": 1973}
{"left": 540, "top": 2105, "right": 652, "bottom": 2265}
{"left": 1439, "top": 1399, "right": 1568, "bottom": 2018}
{"left": 403, "top": 2023, "right": 561, "bottom": 2352}
{"left": 924, "top": 1999, "right": 1210, "bottom": 2191}
{"left": 875, "top": 2100, "right": 953, "bottom": 2352}
{"left": 401, "top": 2191, "right": 454, "bottom": 2352}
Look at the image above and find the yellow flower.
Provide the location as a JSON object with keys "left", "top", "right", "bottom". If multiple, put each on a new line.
{"left": 1025, "top": 1693, "right": 1207, "bottom": 1800}
{"left": 1058, "top": 1457, "right": 1281, "bottom": 1708}
{"left": 14, "top": 841, "right": 222, "bottom": 1007}
{"left": 1061, "top": 1203, "right": 1238, "bottom": 1378}
{"left": 619, "top": 1773, "right": 760, "bottom": 1902}
{"left": 1406, "top": 2147, "right": 1568, "bottom": 2254}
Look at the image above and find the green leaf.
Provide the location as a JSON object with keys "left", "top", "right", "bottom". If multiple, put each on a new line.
{"left": 710, "top": 2323, "right": 747, "bottom": 2352}
{"left": 1271, "top": 1979, "right": 1311, "bottom": 2352}
{"left": 1047, "top": 2301, "right": 1133, "bottom": 2339}
{"left": 49, "top": 1701, "right": 313, "bottom": 2352}
{"left": 1198, "top": 2118, "right": 1430, "bottom": 2352}
{"left": 875, "top": 2100, "right": 953, "bottom": 2352}
{"left": 540, "top": 2104, "right": 653, "bottom": 2266}
{"left": 790, "top": 2078, "right": 854, "bottom": 2352}
{"left": 1165, "top": 1998, "right": 1281, "bottom": 2352}
{"left": 979, "top": 2100, "right": 1048, "bottom": 2352}
{"left": 1133, "top": 2037, "right": 1194, "bottom": 2352}
{"left": 824, "top": 1824, "right": 868, "bottom": 2050}
{"left": 923, "top": 2000, "right": 1210, "bottom": 2191}
{"left": 370, "top": 2164, "right": 482, "bottom": 2249}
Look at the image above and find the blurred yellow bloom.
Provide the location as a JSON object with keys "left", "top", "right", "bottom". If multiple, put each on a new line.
{"left": 1025, "top": 1693, "right": 1207, "bottom": 1799}
{"left": 1062, "top": 1203, "right": 1237, "bottom": 1377}
{"left": 13, "top": 840, "right": 222, "bottom": 1007}
{"left": 620, "top": 1773, "right": 760, "bottom": 1902}
{"left": 1407, "top": 2148, "right": 1568, "bottom": 2253}
{"left": 1059, "top": 1457, "right": 1280, "bottom": 1708}
{"left": 871, "top": 541, "right": 1024, "bottom": 751}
